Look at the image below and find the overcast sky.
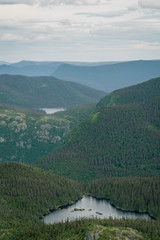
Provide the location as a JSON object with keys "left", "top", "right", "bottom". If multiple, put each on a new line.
{"left": 0, "top": 0, "right": 160, "bottom": 62}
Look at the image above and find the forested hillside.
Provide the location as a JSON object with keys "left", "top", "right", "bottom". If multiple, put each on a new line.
{"left": 0, "top": 162, "right": 82, "bottom": 228}
{"left": 97, "top": 77, "right": 160, "bottom": 107}
{"left": 0, "top": 103, "right": 95, "bottom": 164}
{"left": 36, "top": 96, "right": 160, "bottom": 182}
{"left": 53, "top": 60, "right": 160, "bottom": 92}
{"left": 1, "top": 163, "right": 160, "bottom": 240}
{"left": 86, "top": 177, "right": 160, "bottom": 219}
{"left": 3, "top": 218, "right": 160, "bottom": 240}
{"left": 0, "top": 74, "right": 106, "bottom": 109}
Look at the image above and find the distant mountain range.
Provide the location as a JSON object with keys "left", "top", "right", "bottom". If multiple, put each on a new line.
{"left": 1, "top": 60, "right": 160, "bottom": 92}
{"left": 0, "top": 61, "right": 9, "bottom": 65}
{"left": 52, "top": 60, "right": 160, "bottom": 92}
{"left": 0, "top": 74, "right": 106, "bottom": 109}
{"left": 0, "top": 60, "right": 120, "bottom": 77}
{"left": 36, "top": 77, "right": 160, "bottom": 182}
{"left": 0, "top": 61, "right": 62, "bottom": 76}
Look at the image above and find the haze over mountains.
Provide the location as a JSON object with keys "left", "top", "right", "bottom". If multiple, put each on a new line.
{"left": 0, "top": 60, "right": 118, "bottom": 77}
{"left": 53, "top": 60, "right": 160, "bottom": 92}
{"left": 1, "top": 60, "right": 160, "bottom": 92}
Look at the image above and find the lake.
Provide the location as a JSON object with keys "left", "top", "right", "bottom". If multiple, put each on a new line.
{"left": 43, "top": 196, "right": 151, "bottom": 224}
{"left": 39, "top": 108, "right": 65, "bottom": 114}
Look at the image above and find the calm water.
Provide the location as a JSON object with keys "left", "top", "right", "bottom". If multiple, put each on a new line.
{"left": 39, "top": 108, "right": 65, "bottom": 114}
{"left": 43, "top": 196, "right": 151, "bottom": 224}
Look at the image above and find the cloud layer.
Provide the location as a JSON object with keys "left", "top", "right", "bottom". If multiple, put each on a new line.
{"left": 0, "top": 0, "right": 159, "bottom": 62}
{"left": 0, "top": 0, "right": 102, "bottom": 5}
{"left": 138, "top": 0, "right": 160, "bottom": 9}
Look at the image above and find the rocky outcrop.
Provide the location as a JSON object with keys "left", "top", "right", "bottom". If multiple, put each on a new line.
{"left": 84, "top": 225, "right": 148, "bottom": 240}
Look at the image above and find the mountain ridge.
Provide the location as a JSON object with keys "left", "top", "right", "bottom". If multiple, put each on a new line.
{"left": 35, "top": 77, "right": 160, "bottom": 182}
{"left": 97, "top": 77, "right": 160, "bottom": 107}
{"left": 0, "top": 74, "right": 106, "bottom": 109}
{"left": 52, "top": 60, "right": 160, "bottom": 92}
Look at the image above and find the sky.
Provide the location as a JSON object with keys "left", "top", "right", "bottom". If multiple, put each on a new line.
{"left": 0, "top": 0, "right": 160, "bottom": 62}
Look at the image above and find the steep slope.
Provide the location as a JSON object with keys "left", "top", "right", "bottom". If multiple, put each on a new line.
{"left": 0, "top": 103, "right": 95, "bottom": 164}
{"left": 97, "top": 77, "right": 160, "bottom": 107}
{"left": 36, "top": 97, "right": 160, "bottom": 182}
{"left": 0, "top": 75, "right": 106, "bottom": 108}
{"left": 0, "top": 162, "right": 82, "bottom": 227}
{"left": 52, "top": 60, "right": 160, "bottom": 92}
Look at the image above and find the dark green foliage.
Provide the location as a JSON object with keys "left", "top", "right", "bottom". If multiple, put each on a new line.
{"left": 0, "top": 162, "right": 82, "bottom": 224}
{"left": 2, "top": 218, "right": 160, "bottom": 240}
{"left": 0, "top": 163, "right": 160, "bottom": 240}
{"left": 54, "top": 103, "right": 96, "bottom": 126}
{"left": 36, "top": 97, "right": 160, "bottom": 182}
{"left": 86, "top": 177, "right": 160, "bottom": 219}
{"left": 0, "top": 103, "right": 95, "bottom": 164}
{"left": 0, "top": 74, "right": 106, "bottom": 109}
{"left": 97, "top": 77, "right": 160, "bottom": 107}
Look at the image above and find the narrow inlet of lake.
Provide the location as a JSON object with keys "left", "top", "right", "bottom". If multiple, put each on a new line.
{"left": 43, "top": 196, "right": 151, "bottom": 224}
{"left": 39, "top": 108, "right": 65, "bottom": 114}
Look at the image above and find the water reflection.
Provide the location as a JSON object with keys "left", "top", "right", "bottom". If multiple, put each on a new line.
{"left": 39, "top": 108, "right": 65, "bottom": 114}
{"left": 44, "top": 196, "right": 151, "bottom": 224}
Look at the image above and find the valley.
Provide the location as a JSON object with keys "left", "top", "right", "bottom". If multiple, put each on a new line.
{"left": 0, "top": 162, "right": 160, "bottom": 240}
{"left": 1, "top": 0, "right": 160, "bottom": 238}
{"left": 0, "top": 66, "right": 160, "bottom": 240}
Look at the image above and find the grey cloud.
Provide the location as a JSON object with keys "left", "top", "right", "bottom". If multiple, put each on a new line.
{"left": 90, "top": 21, "right": 160, "bottom": 43}
{"left": 39, "top": 0, "right": 100, "bottom": 5}
{"left": 128, "top": 5, "right": 138, "bottom": 12}
{"left": 77, "top": 10, "right": 126, "bottom": 18}
{"left": 0, "top": 0, "right": 101, "bottom": 5}
{"left": 0, "top": 0, "right": 33, "bottom": 5}
{"left": 138, "top": 0, "right": 160, "bottom": 9}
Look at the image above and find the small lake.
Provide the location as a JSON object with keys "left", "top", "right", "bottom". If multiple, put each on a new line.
{"left": 43, "top": 196, "right": 151, "bottom": 224}
{"left": 39, "top": 108, "right": 65, "bottom": 114}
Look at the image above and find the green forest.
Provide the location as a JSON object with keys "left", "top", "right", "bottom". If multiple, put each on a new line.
{"left": 0, "top": 74, "right": 105, "bottom": 108}
{"left": 1, "top": 162, "right": 160, "bottom": 240}
{"left": 86, "top": 177, "right": 160, "bottom": 219}
{"left": 0, "top": 77, "right": 160, "bottom": 239}
{"left": 97, "top": 77, "right": 160, "bottom": 107}
{"left": 0, "top": 162, "right": 82, "bottom": 228}
{"left": 36, "top": 96, "right": 160, "bottom": 182}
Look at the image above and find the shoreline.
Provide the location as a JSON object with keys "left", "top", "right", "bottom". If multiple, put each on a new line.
{"left": 41, "top": 195, "right": 154, "bottom": 222}
{"left": 88, "top": 195, "right": 155, "bottom": 220}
